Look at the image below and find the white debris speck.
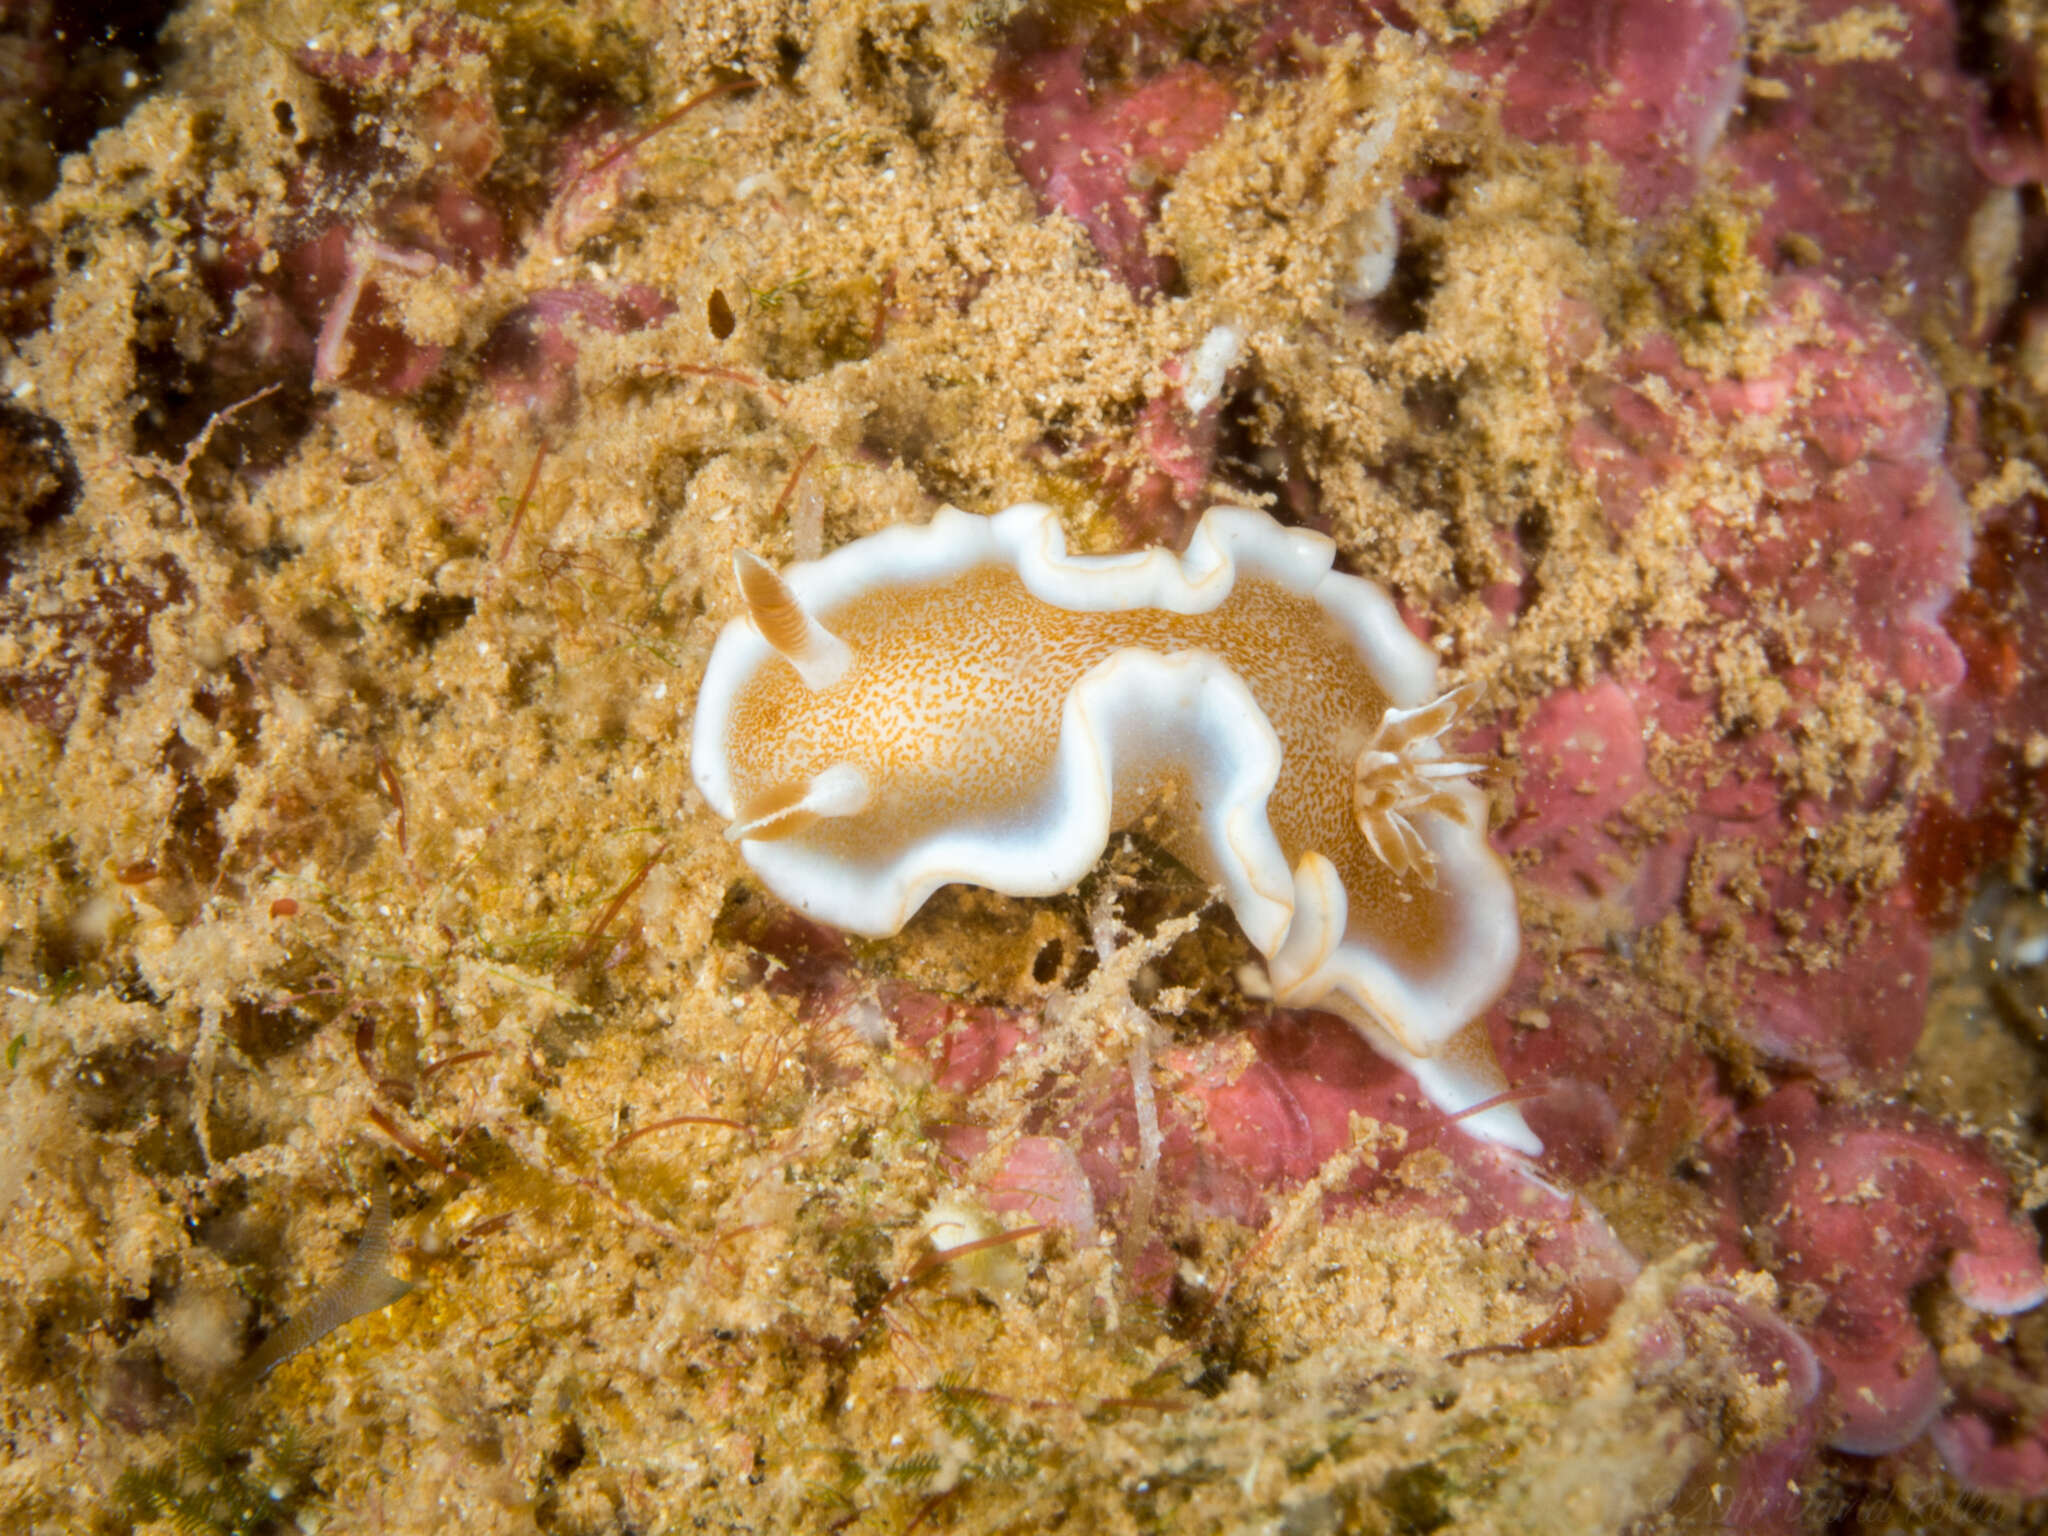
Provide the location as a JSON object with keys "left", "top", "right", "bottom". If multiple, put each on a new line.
{"left": 1181, "top": 324, "right": 1244, "bottom": 415}
{"left": 918, "top": 1193, "right": 1025, "bottom": 1296}
{"left": 1341, "top": 197, "right": 1399, "bottom": 301}
{"left": 1333, "top": 114, "right": 1404, "bottom": 302}
{"left": 841, "top": 994, "right": 889, "bottom": 1047}
{"left": 1354, "top": 112, "right": 1398, "bottom": 178}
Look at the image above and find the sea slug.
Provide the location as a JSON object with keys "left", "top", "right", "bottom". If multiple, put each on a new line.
{"left": 691, "top": 504, "right": 1532, "bottom": 1151}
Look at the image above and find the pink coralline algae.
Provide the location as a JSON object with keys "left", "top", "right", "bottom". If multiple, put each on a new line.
{"left": 996, "top": 47, "right": 1238, "bottom": 297}
{"left": 991, "top": 0, "right": 2009, "bottom": 297}
{"left": 1491, "top": 269, "right": 2048, "bottom": 1487}
{"left": 1161, "top": 1011, "right": 1640, "bottom": 1312}
{"left": 1710, "top": 1085, "right": 2047, "bottom": 1456}
{"left": 1723, "top": 0, "right": 1999, "bottom": 317}
{"left": 1516, "top": 279, "right": 1973, "bottom": 1081}
{"left": 1470, "top": 0, "right": 1746, "bottom": 214}
{"left": 992, "top": 0, "right": 1746, "bottom": 285}
{"left": 725, "top": 899, "right": 1640, "bottom": 1330}
{"left": 480, "top": 285, "right": 677, "bottom": 420}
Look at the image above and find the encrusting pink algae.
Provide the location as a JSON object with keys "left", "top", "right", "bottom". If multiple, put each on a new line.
{"left": 5, "top": 2, "right": 2048, "bottom": 1533}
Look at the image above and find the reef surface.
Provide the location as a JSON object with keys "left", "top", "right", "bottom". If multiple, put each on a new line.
{"left": 5, "top": 1, "right": 2048, "bottom": 1533}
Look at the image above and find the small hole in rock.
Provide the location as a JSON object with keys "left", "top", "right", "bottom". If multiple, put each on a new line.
{"left": 1032, "top": 938, "right": 1065, "bottom": 984}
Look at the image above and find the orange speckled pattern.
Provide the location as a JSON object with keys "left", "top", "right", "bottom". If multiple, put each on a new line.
{"left": 724, "top": 565, "right": 1454, "bottom": 969}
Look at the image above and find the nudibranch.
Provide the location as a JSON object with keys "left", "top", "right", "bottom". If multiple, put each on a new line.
{"left": 691, "top": 504, "right": 1532, "bottom": 1152}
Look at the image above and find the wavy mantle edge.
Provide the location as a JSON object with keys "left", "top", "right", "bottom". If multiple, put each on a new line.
{"left": 690, "top": 504, "right": 1532, "bottom": 1152}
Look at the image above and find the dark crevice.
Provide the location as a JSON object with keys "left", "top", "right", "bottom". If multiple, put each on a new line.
{"left": 1031, "top": 937, "right": 1065, "bottom": 985}
{"left": 0, "top": 0, "right": 182, "bottom": 207}
{"left": 0, "top": 400, "right": 81, "bottom": 540}
{"left": 1212, "top": 379, "right": 1319, "bottom": 531}
{"left": 1366, "top": 238, "right": 1439, "bottom": 337}
{"left": 398, "top": 592, "right": 477, "bottom": 649}
{"left": 1952, "top": 0, "right": 2003, "bottom": 80}
{"left": 129, "top": 326, "right": 321, "bottom": 474}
